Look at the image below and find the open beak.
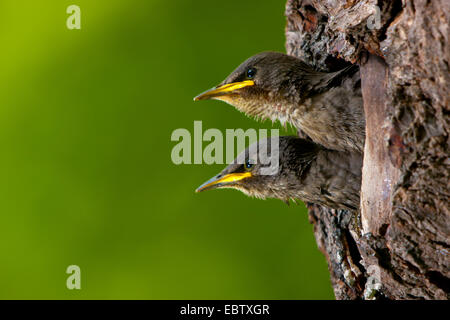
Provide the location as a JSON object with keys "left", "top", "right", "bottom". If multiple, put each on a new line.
{"left": 195, "top": 172, "right": 252, "bottom": 193}
{"left": 193, "top": 80, "right": 255, "bottom": 101}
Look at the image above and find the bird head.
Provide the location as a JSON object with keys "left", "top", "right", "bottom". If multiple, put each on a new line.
{"left": 194, "top": 52, "right": 309, "bottom": 120}
{"left": 195, "top": 136, "right": 318, "bottom": 201}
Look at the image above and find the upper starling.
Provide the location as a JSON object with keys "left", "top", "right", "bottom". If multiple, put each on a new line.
{"left": 196, "top": 136, "right": 362, "bottom": 211}
{"left": 194, "top": 52, "right": 365, "bottom": 152}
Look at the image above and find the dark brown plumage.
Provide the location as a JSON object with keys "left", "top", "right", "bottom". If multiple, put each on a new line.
{"left": 196, "top": 136, "right": 362, "bottom": 211}
{"left": 194, "top": 52, "right": 365, "bottom": 152}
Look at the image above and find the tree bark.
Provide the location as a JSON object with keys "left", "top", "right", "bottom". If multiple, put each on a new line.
{"left": 286, "top": 0, "right": 449, "bottom": 299}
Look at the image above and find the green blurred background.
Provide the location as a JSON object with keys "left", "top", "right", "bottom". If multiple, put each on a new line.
{"left": 0, "top": 0, "right": 333, "bottom": 299}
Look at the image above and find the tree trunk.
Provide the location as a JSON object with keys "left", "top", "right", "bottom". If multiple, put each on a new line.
{"left": 285, "top": 0, "right": 449, "bottom": 299}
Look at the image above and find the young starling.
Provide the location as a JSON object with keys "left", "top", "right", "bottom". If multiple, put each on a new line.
{"left": 194, "top": 52, "right": 365, "bottom": 152}
{"left": 196, "top": 136, "right": 362, "bottom": 211}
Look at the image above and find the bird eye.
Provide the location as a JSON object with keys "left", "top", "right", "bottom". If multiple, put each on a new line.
{"left": 245, "top": 159, "right": 254, "bottom": 170}
{"left": 246, "top": 68, "right": 257, "bottom": 79}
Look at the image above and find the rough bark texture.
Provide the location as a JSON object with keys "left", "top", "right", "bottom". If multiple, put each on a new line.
{"left": 286, "top": 0, "right": 449, "bottom": 299}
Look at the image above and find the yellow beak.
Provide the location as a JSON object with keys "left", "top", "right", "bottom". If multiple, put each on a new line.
{"left": 195, "top": 172, "right": 252, "bottom": 193}
{"left": 193, "top": 80, "right": 255, "bottom": 101}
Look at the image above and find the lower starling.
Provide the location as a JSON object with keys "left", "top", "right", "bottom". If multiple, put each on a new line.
{"left": 194, "top": 52, "right": 364, "bottom": 152}
{"left": 196, "top": 136, "right": 362, "bottom": 211}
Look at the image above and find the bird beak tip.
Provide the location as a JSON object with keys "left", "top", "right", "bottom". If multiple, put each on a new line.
{"left": 195, "top": 172, "right": 251, "bottom": 195}
{"left": 193, "top": 80, "right": 254, "bottom": 103}
{"left": 193, "top": 92, "right": 210, "bottom": 101}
